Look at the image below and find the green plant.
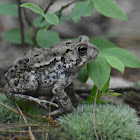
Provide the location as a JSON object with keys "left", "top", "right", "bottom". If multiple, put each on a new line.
{"left": 0, "top": 0, "right": 140, "bottom": 102}
{"left": 58, "top": 104, "right": 140, "bottom": 140}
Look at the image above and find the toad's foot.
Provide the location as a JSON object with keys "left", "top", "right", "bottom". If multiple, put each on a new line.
{"left": 49, "top": 108, "right": 64, "bottom": 116}
{"left": 6, "top": 93, "right": 58, "bottom": 108}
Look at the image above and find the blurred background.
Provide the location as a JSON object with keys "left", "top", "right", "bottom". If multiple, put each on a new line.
{"left": 0, "top": 0, "right": 140, "bottom": 104}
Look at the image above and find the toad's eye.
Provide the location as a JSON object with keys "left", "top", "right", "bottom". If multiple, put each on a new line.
{"left": 78, "top": 45, "right": 87, "bottom": 55}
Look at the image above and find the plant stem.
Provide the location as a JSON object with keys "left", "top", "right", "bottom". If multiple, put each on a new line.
{"left": 17, "top": 0, "right": 25, "bottom": 47}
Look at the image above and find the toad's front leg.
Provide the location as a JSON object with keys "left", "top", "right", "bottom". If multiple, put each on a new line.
{"left": 52, "top": 80, "right": 74, "bottom": 114}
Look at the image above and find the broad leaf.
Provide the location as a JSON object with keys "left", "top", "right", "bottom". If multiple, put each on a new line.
{"left": 91, "top": 38, "right": 140, "bottom": 68}
{"left": 71, "top": 1, "right": 94, "bottom": 23}
{"left": 20, "top": 3, "right": 44, "bottom": 16}
{"left": 87, "top": 85, "right": 100, "bottom": 102}
{"left": 90, "top": 38, "right": 117, "bottom": 51}
{"left": 1, "top": 28, "right": 33, "bottom": 44}
{"left": 33, "top": 16, "right": 50, "bottom": 28}
{"left": 36, "top": 29, "right": 60, "bottom": 47}
{"left": 102, "top": 77, "right": 110, "bottom": 93}
{"left": 78, "top": 65, "right": 89, "bottom": 83}
{"left": 0, "top": 3, "right": 18, "bottom": 17}
{"left": 102, "top": 92, "right": 122, "bottom": 96}
{"left": 87, "top": 55, "right": 111, "bottom": 90}
{"left": 101, "top": 48, "right": 140, "bottom": 68}
{"left": 93, "top": 0, "right": 127, "bottom": 21}
{"left": 43, "top": 13, "right": 59, "bottom": 25}
{"left": 59, "top": 14, "right": 71, "bottom": 24}
{"left": 106, "top": 56, "right": 124, "bottom": 73}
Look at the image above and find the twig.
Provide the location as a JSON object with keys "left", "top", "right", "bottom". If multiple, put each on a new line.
{"left": 0, "top": 101, "right": 20, "bottom": 115}
{"left": 125, "top": 99, "right": 140, "bottom": 104}
{"left": 33, "top": 0, "right": 56, "bottom": 45}
{"left": 57, "top": 0, "right": 78, "bottom": 18}
{"left": 44, "top": 0, "right": 56, "bottom": 14}
{"left": 75, "top": 87, "right": 140, "bottom": 94}
{"left": 0, "top": 129, "right": 48, "bottom": 133}
{"left": 93, "top": 83, "right": 100, "bottom": 140}
{"left": 128, "top": 91, "right": 140, "bottom": 99}
{"left": 108, "top": 87, "right": 140, "bottom": 93}
{"left": 16, "top": 103, "right": 35, "bottom": 140}
{"left": 47, "top": 0, "right": 78, "bottom": 30}
{"left": 17, "top": 0, "right": 25, "bottom": 47}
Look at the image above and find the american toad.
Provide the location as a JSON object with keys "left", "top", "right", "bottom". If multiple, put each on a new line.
{"left": 4, "top": 35, "right": 98, "bottom": 114}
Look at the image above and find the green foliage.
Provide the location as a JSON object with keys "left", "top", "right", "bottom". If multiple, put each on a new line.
{"left": 0, "top": 3, "right": 18, "bottom": 17}
{"left": 0, "top": 94, "right": 20, "bottom": 123}
{"left": 36, "top": 29, "right": 60, "bottom": 47}
{"left": 105, "top": 56, "right": 124, "bottom": 73}
{"left": 20, "top": 3, "right": 44, "bottom": 16}
{"left": 33, "top": 16, "right": 50, "bottom": 28}
{"left": 71, "top": 0, "right": 94, "bottom": 23}
{"left": 59, "top": 14, "right": 71, "bottom": 24}
{"left": 43, "top": 13, "right": 59, "bottom": 25}
{"left": 20, "top": 3, "right": 59, "bottom": 25}
{"left": 0, "top": 94, "right": 49, "bottom": 123}
{"left": 1, "top": 1, "right": 140, "bottom": 103}
{"left": 78, "top": 66, "right": 89, "bottom": 83}
{"left": 93, "top": 0, "right": 128, "bottom": 21}
{"left": 87, "top": 38, "right": 140, "bottom": 92}
{"left": 58, "top": 104, "right": 140, "bottom": 140}
{"left": 1, "top": 28, "right": 33, "bottom": 44}
{"left": 88, "top": 55, "right": 111, "bottom": 90}
{"left": 101, "top": 90, "right": 122, "bottom": 96}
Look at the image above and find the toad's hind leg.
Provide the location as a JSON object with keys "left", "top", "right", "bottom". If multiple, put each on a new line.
{"left": 4, "top": 71, "right": 39, "bottom": 97}
{"left": 4, "top": 71, "right": 58, "bottom": 108}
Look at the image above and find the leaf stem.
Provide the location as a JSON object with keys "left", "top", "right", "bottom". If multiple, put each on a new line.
{"left": 17, "top": 0, "right": 25, "bottom": 47}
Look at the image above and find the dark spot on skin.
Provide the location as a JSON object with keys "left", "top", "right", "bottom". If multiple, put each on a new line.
{"left": 52, "top": 75, "right": 56, "bottom": 79}
{"left": 66, "top": 42, "right": 71, "bottom": 45}
{"left": 10, "top": 69, "right": 14, "bottom": 73}
{"left": 60, "top": 72, "right": 63, "bottom": 75}
{"left": 63, "top": 96, "right": 68, "bottom": 101}
{"left": 61, "top": 57, "right": 65, "bottom": 62}
{"left": 14, "top": 79, "right": 19, "bottom": 86}
{"left": 76, "top": 37, "right": 82, "bottom": 42}
{"left": 24, "top": 58, "right": 29, "bottom": 62}
{"left": 34, "top": 54, "right": 39, "bottom": 57}
{"left": 65, "top": 49, "right": 71, "bottom": 53}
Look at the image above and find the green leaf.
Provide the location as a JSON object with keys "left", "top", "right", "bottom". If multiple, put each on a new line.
{"left": 0, "top": 3, "right": 18, "bottom": 17}
{"left": 87, "top": 55, "right": 111, "bottom": 90}
{"left": 1, "top": 28, "right": 33, "bottom": 44}
{"left": 87, "top": 85, "right": 101, "bottom": 102}
{"left": 78, "top": 65, "right": 89, "bottom": 83}
{"left": 71, "top": 1, "right": 94, "bottom": 23}
{"left": 101, "top": 48, "right": 140, "bottom": 68}
{"left": 102, "top": 77, "right": 110, "bottom": 93}
{"left": 59, "top": 14, "right": 71, "bottom": 24}
{"left": 93, "top": 0, "right": 127, "bottom": 21}
{"left": 101, "top": 92, "right": 122, "bottom": 96}
{"left": 90, "top": 38, "right": 117, "bottom": 52}
{"left": 43, "top": 13, "right": 59, "bottom": 25}
{"left": 36, "top": 29, "right": 60, "bottom": 47}
{"left": 110, "top": 93, "right": 122, "bottom": 96}
{"left": 91, "top": 38, "right": 140, "bottom": 68}
{"left": 106, "top": 56, "right": 124, "bottom": 73}
{"left": 20, "top": 3, "right": 44, "bottom": 16}
{"left": 33, "top": 16, "right": 50, "bottom": 28}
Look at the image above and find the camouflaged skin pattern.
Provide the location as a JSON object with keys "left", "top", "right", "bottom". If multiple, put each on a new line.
{"left": 4, "top": 35, "right": 98, "bottom": 113}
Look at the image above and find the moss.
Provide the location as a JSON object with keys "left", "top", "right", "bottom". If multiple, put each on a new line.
{"left": 0, "top": 94, "right": 20, "bottom": 123}
{"left": 58, "top": 104, "right": 140, "bottom": 140}
{"left": 0, "top": 94, "right": 49, "bottom": 123}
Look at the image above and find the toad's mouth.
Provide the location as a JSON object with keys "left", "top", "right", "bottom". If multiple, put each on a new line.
{"left": 78, "top": 52, "right": 98, "bottom": 70}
